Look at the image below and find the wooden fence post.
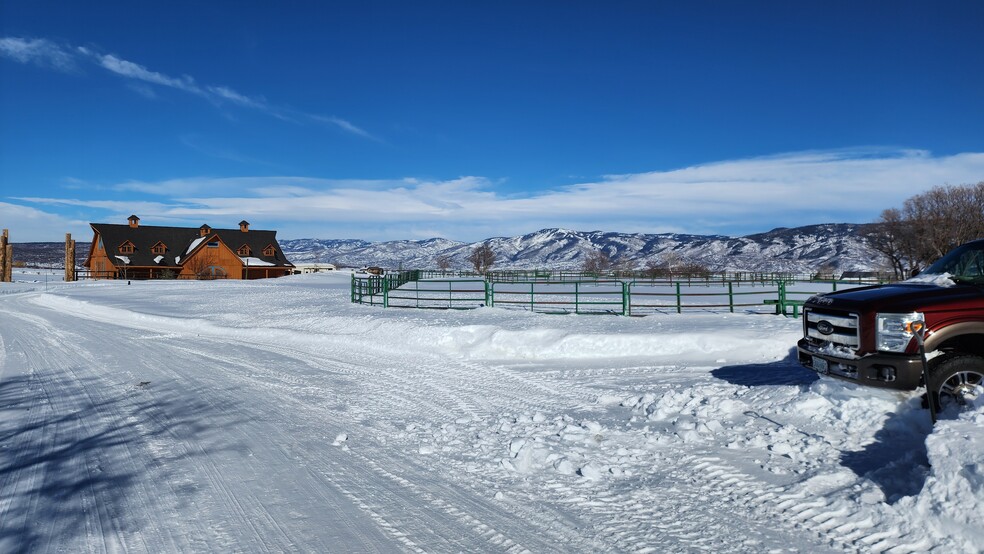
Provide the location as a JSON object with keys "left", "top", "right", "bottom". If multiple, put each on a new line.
{"left": 0, "top": 229, "right": 9, "bottom": 283}
{"left": 65, "top": 233, "right": 76, "bottom": 282}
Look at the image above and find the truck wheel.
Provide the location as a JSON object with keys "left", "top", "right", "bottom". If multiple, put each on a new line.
{"left": 928, "top": 355, "right": 984, "bottom": 411}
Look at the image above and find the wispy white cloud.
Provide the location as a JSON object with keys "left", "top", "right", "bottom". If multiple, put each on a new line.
{"left": 94, "top": 52, "right": 203, "bottom": 95}
{"left": 10, "top": 149, "right": 984, "bottom": 241}
{"left": 12, "top": 196, "right": 175, "bottom": 215}
{"left": 0, "top": 37, "right": 78, "bottom": 72}
{"left": 206, "top": 85, "right": 266, "bottom": 109}
{"left": 309, "top": 114, "right": 378, "bottom": 141}
{"left": 0, "top": 201, "right": 91, "bottom": 241}
{"left": 126, "top": 82, "right": 159, "bottom": 99}
{"left": 2, "top": 36, "right": 375, "bottom": 140}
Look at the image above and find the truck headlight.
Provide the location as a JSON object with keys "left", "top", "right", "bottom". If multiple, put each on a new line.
{"left": 875, "top": 312, "right": 925, "bottom": 352}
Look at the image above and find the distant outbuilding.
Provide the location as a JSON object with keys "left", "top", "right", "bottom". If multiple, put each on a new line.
{"left": 292, "top": 263, "right": 337, "bottom": 274}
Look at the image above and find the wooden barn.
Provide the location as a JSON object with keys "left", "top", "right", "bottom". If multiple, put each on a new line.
{"left": 84, "top": 215, "right": 294, "bottom": 280}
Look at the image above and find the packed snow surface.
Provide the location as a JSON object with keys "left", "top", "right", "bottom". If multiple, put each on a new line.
{"left": 905, "top": 272, "right": 957, "bottom": 287}
{"left": 1, "top": 271, "right": 981, "bottom": 552}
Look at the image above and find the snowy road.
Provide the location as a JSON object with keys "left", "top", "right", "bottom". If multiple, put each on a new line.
{"left": 1, "top": 273, "right": 980, "bottom": 552}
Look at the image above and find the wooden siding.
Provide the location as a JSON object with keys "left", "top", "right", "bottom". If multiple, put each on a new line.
{"left": 84, "top": 220, "right": 293, "bottom": 280}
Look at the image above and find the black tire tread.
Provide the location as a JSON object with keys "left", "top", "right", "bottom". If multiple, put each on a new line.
{"left": 927, "top": 353, "right": 984, "bottom": 410}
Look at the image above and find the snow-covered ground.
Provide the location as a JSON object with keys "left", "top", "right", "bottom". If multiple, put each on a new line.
{"left": 1, "top": 271, "right": 981, "bottom": 552}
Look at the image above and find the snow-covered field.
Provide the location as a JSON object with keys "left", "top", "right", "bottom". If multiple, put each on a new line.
{"left": 1, "top": 271, "right": 982, "bottom": 552}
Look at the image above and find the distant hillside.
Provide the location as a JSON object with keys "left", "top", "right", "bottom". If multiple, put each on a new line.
{"left": 12, "top": 224, "right": 882, "bottom": 274}
{"left": 281, "top": 223, "right": 882, "bottom": 274}
{"left": 10, "top": 242, "right": 89, "bottom": 268}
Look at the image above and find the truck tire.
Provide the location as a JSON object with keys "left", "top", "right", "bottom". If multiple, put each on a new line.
{"left": 928, "top": 354, "right": 984, "bottom": 411}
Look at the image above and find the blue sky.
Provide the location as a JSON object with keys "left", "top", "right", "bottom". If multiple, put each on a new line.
{"left": 2, "top": 1, "right": 984, "bottom": 242}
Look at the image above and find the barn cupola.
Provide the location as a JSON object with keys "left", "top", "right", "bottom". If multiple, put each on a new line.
{"left": 128, "top": 215, "right": 140, "bottom": 228}
{"left": 239, "top": 220, "right": 250, "bottom": 232}
{"left": 199, "top": 224, "right": 211, "bottom": 237}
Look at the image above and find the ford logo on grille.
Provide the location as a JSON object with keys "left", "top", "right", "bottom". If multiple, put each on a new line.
{"left": 817, "top": 320, "right": 835, "bottom": 335}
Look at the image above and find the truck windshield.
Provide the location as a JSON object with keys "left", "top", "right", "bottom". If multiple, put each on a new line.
{"left": 923, "top": 242, "right": 984, "bottom": 285}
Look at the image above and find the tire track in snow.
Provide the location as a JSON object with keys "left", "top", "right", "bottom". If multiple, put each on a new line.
{"left": 0, "top": 304, "right": 231, "bottom": 552}
{"left": 15, "top": 291, "right": 805, "bottom": 551}
{"left": 171, "top": 327, "right": 626, "bottom": 551}
{"left": 0, "top": 337, "right": 58, "bottom": 551}
{"left": 0, "top": 312, "right": 121, "bottom": 553}
{"left": 161, "top": 334, "right": 573, "bottom": 552}
{"left": 7, "top": 302, "right": 508, "bottom": 550}
{"left": 520, "top": 449, "right": 835, "bottom": 553}
{"left": 118, "top": 340, "right": 370, "bottom": 552}
{"left": 685, "top": 453, "right": 935, "bottom": 553}
{"left": 10, "top": 287, "right": 938, "bottom": 552}
{"left": 0, "top": 298, "right": 305, "bottom": 552}
{"left": 594, "top": 446, "right": 933, "bottom": 554}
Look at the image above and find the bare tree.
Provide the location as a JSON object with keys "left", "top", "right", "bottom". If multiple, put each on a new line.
{"left": 677, "top": 261, "right": 711, "bottom": 278}
{"left": 662, "top": 251, "right": 681, "bottom": 274}
{"left": 186, "top": 249, "right": 219, "bottom": 279}
{"left": 613, "top": 257, "right": 637, "bottom": 272}
{"left": 435, "top": 254, "right": 454, "bottom": 271}
{"left": 467, "top": 244, "right": 497, "bottom": 274}
{"left": 814, "top": 260, "right": 838, "bottom": 280}
{"left": 643, "top": 259, "right": 669, "bottom": 279}
{"left": 863, "top": 208, "right": 919, "bottom": 279}
{"left": 581, "top": 250, "right": 612, "bottom": 273}
{"left": 869, "top": 182, "right": 984, "bottom": 277}
{"left": 903, "top": 183, "right": 984, "bottom": 261}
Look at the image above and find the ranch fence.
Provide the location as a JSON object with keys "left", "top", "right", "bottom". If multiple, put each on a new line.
{"left": 351, "top": 270, "right": 889, "bottom": 317}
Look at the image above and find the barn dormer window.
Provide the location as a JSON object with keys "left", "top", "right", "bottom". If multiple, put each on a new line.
{"left": 151, "top": 241, "right": 167, "bottom": 255}
{"left": 263, "top": 245, "right": 276, "bottom": 257}
{"left": 238, "top": 244, "right": 252, "bottom": 256}
{"left": 119, "top": 241, "right": 135, "bottom": 254}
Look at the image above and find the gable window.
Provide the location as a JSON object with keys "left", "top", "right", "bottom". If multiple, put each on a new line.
{"left": 151, "top": 242, "right": 167, "bottom": 255}
{"left": 263, "top": 245, "right": 276, "bottom": 257}
{"left": 207, "top": 241, "right": 219, "bottom": 248}
{"left": 238, "top": 245, "right": 252, "bottom": 256}
{"left": 119, "top": 241, "right": 135, "bottom": 254}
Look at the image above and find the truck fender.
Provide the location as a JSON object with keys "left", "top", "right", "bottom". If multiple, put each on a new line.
{"left": 926, "top": 321, "right": 984, "bottom": 354}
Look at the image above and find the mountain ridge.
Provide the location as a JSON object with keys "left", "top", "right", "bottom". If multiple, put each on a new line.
{"left": 281, "top": 223, "right": 881, "bottom": 273}
{"left": 11, "top": 223, "right": 882, "bottom": 274}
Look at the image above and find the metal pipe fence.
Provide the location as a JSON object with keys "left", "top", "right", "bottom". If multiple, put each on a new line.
{"left": 351, "top": 271, "right": 884, "bottom": 317}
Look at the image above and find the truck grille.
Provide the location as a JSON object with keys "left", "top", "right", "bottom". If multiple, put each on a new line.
{"left": 805, "top": 308, "right": 860, "bottom": 348}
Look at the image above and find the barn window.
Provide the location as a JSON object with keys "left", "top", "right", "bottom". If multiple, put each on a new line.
{"left": 263, "top": 245, "right": 276, "bottom": 257}
{"left": 207, "top": 241, "right": 219, "bottom": 248}
{"left": 151, "top": 242, "right": 167, "bottom": 255}
{"left": 238, "top": 244, "right": 252, "bottom": 256}
{"left": 119, "top": 241, "right": 135, "bottom": 254}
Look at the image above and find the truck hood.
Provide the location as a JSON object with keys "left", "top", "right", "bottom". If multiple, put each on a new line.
{"left": 807, "top": 282, "right": 984, "bottom": 313}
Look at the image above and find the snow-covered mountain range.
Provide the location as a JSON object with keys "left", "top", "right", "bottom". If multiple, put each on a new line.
{"left": 282, "top": 223, "right": 881, "bottom": 273}
{"left": 11, "top": 223, "right": 880, "bottom": 273}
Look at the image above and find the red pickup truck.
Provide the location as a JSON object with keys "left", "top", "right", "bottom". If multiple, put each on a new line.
{"left": 797, "top": 238, "right": 984, "bottom": 409}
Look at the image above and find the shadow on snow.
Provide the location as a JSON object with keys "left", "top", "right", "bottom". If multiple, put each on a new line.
{"left": 711, "top": 352, "right": 931, "bottom": 504}
{"left": 0, "top": 372, "right": 248, "bottom": 553}
{"left": 710, "top": 352, "right": 820, "bottom": 388}
{"left": 838, "top": 410, "right": 931, "bottom": 503}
